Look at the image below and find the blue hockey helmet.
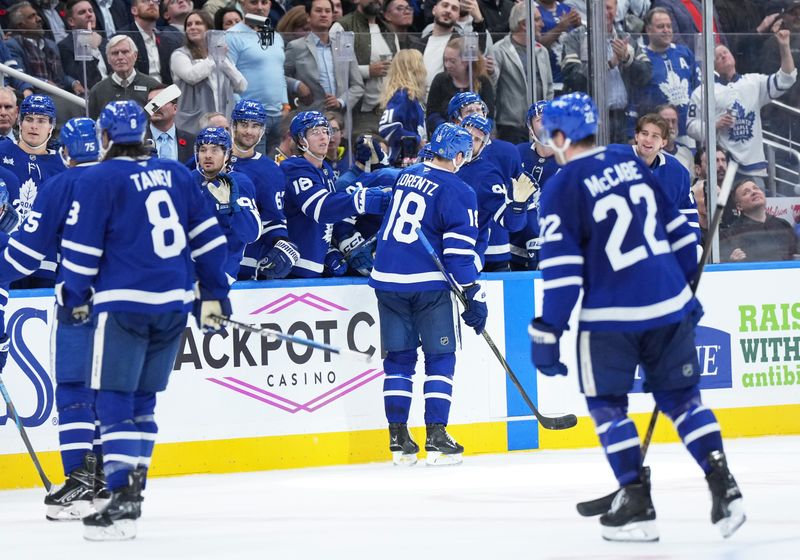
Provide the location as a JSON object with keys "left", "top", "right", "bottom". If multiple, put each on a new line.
{"left": 290, "top": 111, "right": 330, "bottom": 144}
{"left": 541, "top": 93, "right": 598, "bottom": 144}
{"left": 417, "top": 144, "right": 434, "bottom": 162}
{"left": 460, "top": 113, "right": 493, "bottom": 137}
{"left": 446, "top": 91, "right": 487, "bottom": 122}
{"left": 195, "top": 127, "right": 232, "bottom": 152}
{"left": 98, "top": 100, "right": 147, "bottom": 144}
{"left": 20, "top": 94, "right": 56, "bottom": 122}
{"left": 428, "top": 123, "right": 473, "bottom": 162}
{"left": 526, "top": 100, "right": 549, "bottom": 126}
{"left": 59, "top": 118, "right": 99, "bottom": 163}
{"left": 231, "top": 99, "right": 267, "bottom": 125}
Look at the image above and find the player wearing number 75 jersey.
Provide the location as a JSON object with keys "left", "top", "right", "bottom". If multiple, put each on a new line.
{"left": 531, "top": 93, "right": 744, "bottom": 542}
{"left": 369, "top": 123, "right": 486, "bottom": 468}
{"left": 59, "top": 101, "right": 231, "bottom": 541}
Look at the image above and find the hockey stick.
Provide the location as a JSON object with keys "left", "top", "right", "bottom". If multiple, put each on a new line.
{"left": 0, "top": 377, "right": 52, "bottom": 491}
{"left": 576, "top": 160, "right": 739, "bottom": 517}
{"left": 415, "top": 227, "right": 577, "bottom": 430}
{"left": 212, "top": 316, "right": 375, "bottom": 363}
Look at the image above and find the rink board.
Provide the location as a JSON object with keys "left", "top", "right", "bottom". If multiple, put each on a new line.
{"left": 1, "top": 264, "right": 799, "bottom": 489}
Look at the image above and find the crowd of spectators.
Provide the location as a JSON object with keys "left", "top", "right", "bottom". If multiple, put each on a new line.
{"left": 0, "top": 0, "right": 797, "bottom": 267}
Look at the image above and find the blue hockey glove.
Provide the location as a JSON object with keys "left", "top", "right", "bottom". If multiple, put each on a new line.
{"left": 324, "top": 248, "right": 348, "bottom": 276}
{"left": 193, "top": 297, "right": 232, "bottom": 334}
{"left": 257, "top": 239, "right": 300, "bottom": 279}
{"left": 528, "top": 318, "right": 567, "bottom": 376}
{"left": 355, "top": 135, "right": 389, "bottom": 170}
{"left": 460, "top": 282, "right": 488, "bottom": 335}
{"left": 0, "top": 334, "right": 8, "bottom": 371}
{"left": 210, "top": 173, "right": 241, "bottom": 215}
{"left": 356, "top": 187, "right": 392, "bottom": 215}
{"left": 0, "top": 203, "right": 20, "bottom": 233}
{"left": 338, "top": 232, "right": 375, "bottom": 276}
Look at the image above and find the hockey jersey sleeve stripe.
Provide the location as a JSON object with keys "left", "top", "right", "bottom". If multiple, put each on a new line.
{"left": 8, "top": 237, "right": 45, "bottom": 261}
{"left": 263, "top": 223, "right": 288, "bottom": 234}
{"left": 93, "top": 288, "right": 194, "bottom": 306}
{"left": 190, "top": 235, "right": 227, "bottom": 259}
{"left": 665, "top": 215, "right": 687, "bottom": 233}
{"left": 542, "top": 276, "right": 583, "bottom": 290}
{"left": 312, "top": 193, "right": 330, "bottom": 223}
{"left": 539, "top": 255, "right": 585, "bottom": 269}
{"left": 443, "top": 232, "right": 476, "bottom": 246}
{"left": 352, "top": 188, "right": 366, "bottom": 214}
{"left": 61, "top": 238, "right": 104, "bottom": 257}
{"left": 579, "top": 285, "right": 692, "bottom": 323}
{"left": 3, "top": 247, "right": 36, "bottom": 276}
{"left": 670, "top": 233, "right": 697, "bottom": 252}
{"left": 40, "top": 260, "right": 57, "bottom": 272}
{"left": 61, "top": 258, "right": 99, "bottom": 276}
{"left": 188, "top": 217, "right": 219, "bottom": 240}
{"left": 443, "top": 247, "right": 477, "bottom": 257}
{"left": 301, "top": 189, "right": 327, "bottom": 216}
{"left": 370, "top": 269, "right": 446, "bottom": 284}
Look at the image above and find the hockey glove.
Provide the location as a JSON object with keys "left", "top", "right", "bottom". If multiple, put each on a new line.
{"left": 0, "top": 203, "right": 20, "bottom": 233}
{"left": 324, "top": 248, "right": 348, "bottom": 276}
{"left": 257, "top": 239, "right": 300, "bottom": 279}
{"left": 510, "top": 172, "right": 537, "bottom": 214}
{"left": 355, "top": 135, "right": 390, "bottom": 170}
{"left": 528, "top": 318, "right": 568, "bottom": 376}
{"left": 208, "top": 173, "right": 241, "bottom": 215}
{"left": 54, "top": 283, "right": 92, "bottom": 326}
{"left": 193, "top": 297, "right": 232, "bottom": 334}
{"left": 355, "top": 187, "right": 392, "bottom": 215}
{"left": 0, "top": 334, "right": 8, "bottom": 371}
{"left": 460, "top": 282, "right": 488, "bottom": 335}
{"left": 338, "top": 232, "right": 375, "bottom": 276}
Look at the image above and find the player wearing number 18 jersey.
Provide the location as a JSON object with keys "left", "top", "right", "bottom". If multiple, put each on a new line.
{"left": 529, "top": 93, "right": 744, "bottom": 542}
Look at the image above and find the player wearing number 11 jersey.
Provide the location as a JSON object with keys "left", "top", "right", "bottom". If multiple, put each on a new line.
{"left": 529, "top": 93, "right": 744, "bottom": 542}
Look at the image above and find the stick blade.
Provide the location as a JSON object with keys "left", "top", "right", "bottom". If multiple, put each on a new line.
{"left": 539, "top": 413, "right": 577, "bottom": 430}
{"left": 576, "top": 490, "right": 618, "bottom": 517}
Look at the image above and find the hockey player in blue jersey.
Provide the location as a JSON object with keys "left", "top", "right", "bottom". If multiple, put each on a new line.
{"left": 511, "top": 101, "right": 560, "bottom": 270}
{"left": 0, "top": 94, "right": 66, "bottom": 288}
{"left": 226, "top": 99, "right": 297, "bottom": 281}
{"left": 369, "top": 122, "right": 486, "bottom": 467}
{"left": 280, "top": 111, "right": 391, "bottom": 278}
{"left": 530, "top": 93, "right": 744, "bottom": 542}
{"left": 456, "top": 113, "right": 534, "bottom": 271}
{"left": 192, "top": 127, "right": 263, "bottom": 283}
{"left": 58, "top": 101, "right": 230, "bottom": 541}
{"left": 0, "top": 118, "right": 104, "bottom": 520}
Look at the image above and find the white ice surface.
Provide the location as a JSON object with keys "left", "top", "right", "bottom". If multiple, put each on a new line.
{"left": 1, "top": 435, "right": 799, "bottom": 559}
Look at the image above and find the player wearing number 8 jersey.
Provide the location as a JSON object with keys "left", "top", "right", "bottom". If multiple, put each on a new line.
{"left": 530, "top": 93, "right": 744, "bottom": 542}
{"left": 59, "top": 101, "right": 230, "bottom": 541}
{"left": 369, "top": 122, "right": 486, "bottom": 467}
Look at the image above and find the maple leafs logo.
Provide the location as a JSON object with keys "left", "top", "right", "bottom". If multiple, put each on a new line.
{"left": 658, "top": 70, "right": 690, "bottom": 108}
{"left": 14, "top": 178, "right": 37, "bottom": 219}
{"left": 728, "top": 101, "right": 756, "bottom": 144}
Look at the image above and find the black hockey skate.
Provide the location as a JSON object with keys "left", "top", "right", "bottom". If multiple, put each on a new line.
{"left": 599, "top": 481, "right": 659, "bottom": 542}
{"left": 705, "top": 450, "right": 746, "bottom": 538}
{"left": 424, "top": 424, "right": 464, "bottom": 466}
{"left": 44, "top": 452, "right": 97, "bottom": 521}
{"left": 93, "top": 454, "right": 111, "bottom": 508}
{"left": 83, "top": 468, "right": 145, "bottom": 541}
{"left": 389, "top": 423, "right": 419, "bottom": 466}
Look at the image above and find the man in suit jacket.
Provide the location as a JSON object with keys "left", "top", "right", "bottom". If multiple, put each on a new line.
{"left": 90, "top": 0, "right": 133, "bottom": 35}
{"left": 116, "top": 0, "right": 182, "bottom": 85}
{"left": 488, "top": 2, "right": 553, "bottom": 143}
{"left": 59, "top": 0, "right": 109, "bottom": 91}
{"left": 145, "top": 85, "right": 196, "bottom": 162}
{"left": 285, "top": 0, "right": 365, "bottom": 114}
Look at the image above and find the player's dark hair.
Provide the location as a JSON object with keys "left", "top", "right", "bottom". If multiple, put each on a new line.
{"left": 635, "top": 114, "right": 669, "bottom": 140}
{"left": 573, "top": 135, "right": 596, "bottom": 149}
{"left": 103, "top": 142, "right": 150, "bottom": 159}
{"left": 304, "top": 0, "right": 335, "bottom": 15}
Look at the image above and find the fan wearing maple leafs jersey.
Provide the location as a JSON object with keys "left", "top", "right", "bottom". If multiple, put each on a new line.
{"left": 0, "top": 95, "right": 66, "bottom": 287}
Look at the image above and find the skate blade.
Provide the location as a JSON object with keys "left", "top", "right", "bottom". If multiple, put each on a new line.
{"left": 84, "top": 519, "right": 137, "bottom": 541}
{"left": 392, "top": 451, "right": 418, "bottom": 466}
{"left": 46, "top": 500, "right": 95, "bottom": 521}
{"left": 601, "top": 520, "right": 659, "bottom": 542}
{"left": 716, "top": 498, "right": 746, "bottom": 538}
{"left": 425, "top": 451, "right": 463, "bottom": 466}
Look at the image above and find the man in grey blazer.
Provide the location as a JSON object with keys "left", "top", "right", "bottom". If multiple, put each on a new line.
{"left": 488, "top": 2, "right": 553, "bottom": 143}
{"left": 284, "top": 0, "right": 365, "bottom": 113}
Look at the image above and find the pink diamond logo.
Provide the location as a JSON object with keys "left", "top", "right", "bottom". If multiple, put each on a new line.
{"left": 249, "top": 292, "right": 349, "bottom": 315}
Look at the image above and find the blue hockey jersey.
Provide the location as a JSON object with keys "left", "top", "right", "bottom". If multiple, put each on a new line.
{"left": 0, "top": 163, "right": 94, "bottom": 286}
{"left": 227, "top": 151, "right": 288, "bottom": 279}
{"left": 333, "top": 166, "right": 400, "bottom": 248}
{"left": 370, "top": 162, "right": 479, "bottom": 292}
{"left": 60, "top": 157, "right": 229, "bottom": 312}
{"left": 190, "top": 169, "right": 261, "bottom": 282}
{"left": 537, "top": 144, "right": 698, "bottom": 332}
{"left": 0, "top": 140, "right": 66, "bottom": 220}
{"left": 281, "top": 155, "right": 374, "bottom": 278}
{"left": 378, "top": 89, "right": 427, "bottom": 165}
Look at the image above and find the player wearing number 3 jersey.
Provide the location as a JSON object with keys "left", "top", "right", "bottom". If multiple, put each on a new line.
{"left": 59, "top": 101, "right": 230, "bottom": 541}
{"left": 369, "top": 123, "right": 485, "bottom": 467}
{"left": 530, "top": 93, "right": 744, "bottom": 542}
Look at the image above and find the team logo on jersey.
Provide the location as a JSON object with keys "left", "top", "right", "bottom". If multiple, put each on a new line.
{"left": 2, "top": 156, "right": 13, "bottom": 165}
{"left": 658, "top": 70, "right": 690, "bottom": 108}
{"left": 13, "top": 178, "right": 37, "bottom": 219}
{"left": 728, "top": 101, "right": 756, "bottom": 144}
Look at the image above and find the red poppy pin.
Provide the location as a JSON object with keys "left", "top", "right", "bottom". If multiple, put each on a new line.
{"left": 59, "top": 9, "right": 66, "bottom": 17}
{"left": 178, "top": 138, "right": 187, "bottom": 146}
{"left": 0, "top": 9, "right": 7, "bottom": 15}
